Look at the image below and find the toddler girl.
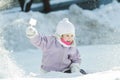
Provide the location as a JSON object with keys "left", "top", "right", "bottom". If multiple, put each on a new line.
{"left": 26, "top": 18, "right": 83, "bottom": 74}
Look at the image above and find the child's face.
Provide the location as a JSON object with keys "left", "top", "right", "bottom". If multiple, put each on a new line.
{"left": 61, "top": 33, "right": 74, "bottom": 42}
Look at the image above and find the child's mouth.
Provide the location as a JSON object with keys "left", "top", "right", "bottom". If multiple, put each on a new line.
{"left": 67, "top": 41, "right": 71, "bottom": 42}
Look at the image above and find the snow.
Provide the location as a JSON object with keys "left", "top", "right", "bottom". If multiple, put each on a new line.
{"left": 0, "top": 0, "right": 12, "bottom": 10}
{"left": 0, "top": 0, "right": 120, "bottom": 80}
{"left": 50, "top": 0, "right": 74, "bottom": 4}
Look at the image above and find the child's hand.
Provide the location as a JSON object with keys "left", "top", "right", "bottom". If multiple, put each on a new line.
{"left": 26, "top": 27, "right": 38, "bottom": 38}
{"left": 70, "top": 63, "right": 80, "bottom": 73}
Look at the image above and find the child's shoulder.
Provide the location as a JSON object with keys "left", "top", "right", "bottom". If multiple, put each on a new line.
{"left": 70, "top": 47, "right": 79, "bottom": 51}
{"left": 44, "top": 35, "right": 56, "bottom": 42}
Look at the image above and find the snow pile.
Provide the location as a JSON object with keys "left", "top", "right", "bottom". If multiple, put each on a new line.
{"left": 0, "top": 48, "right": 24, "bottom": 78}
{"left": 1, "top": 1, "right": 120, "bottom": 52}
{"left": 0, "top": 0, "right": 13, "bottom": 10}
{"left": 0, "top": 28, "right": 24, "bottom": 78}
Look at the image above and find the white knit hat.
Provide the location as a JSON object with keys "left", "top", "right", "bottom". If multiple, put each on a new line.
{"left": 55, "top": 18, "right": 75, "bottom": 36}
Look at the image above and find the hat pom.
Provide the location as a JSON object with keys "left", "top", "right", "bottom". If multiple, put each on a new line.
{"left": 62, "top": 18, "right": 69, "bottom": 22}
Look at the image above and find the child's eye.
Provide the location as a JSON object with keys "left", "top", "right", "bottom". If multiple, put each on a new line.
{"left": 71, "top": 35, "right": 73, "bottom": 37}
{"left": 66, "top": 35, "right": 69, "bottom": 37}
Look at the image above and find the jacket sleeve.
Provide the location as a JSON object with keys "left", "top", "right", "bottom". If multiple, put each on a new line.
{"left": 69, "top": 49, "right": 81, "bottom": 64}
{"left": 30, "top": 33, "right": 50, "bottom": 51}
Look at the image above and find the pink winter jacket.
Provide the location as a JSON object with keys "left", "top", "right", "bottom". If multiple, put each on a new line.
{"left": 30, "top": 34, "right": 81, "bottom": 72}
